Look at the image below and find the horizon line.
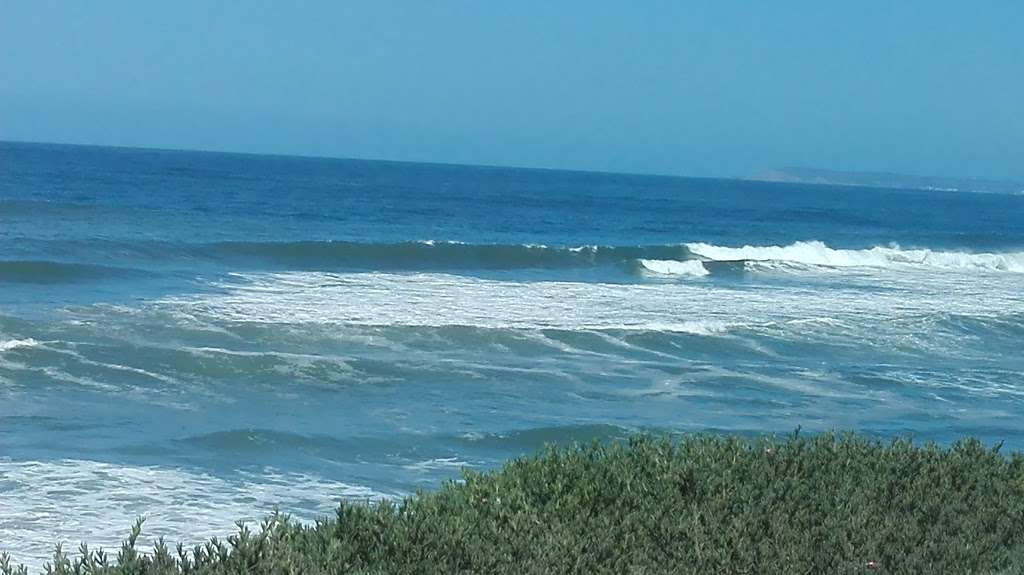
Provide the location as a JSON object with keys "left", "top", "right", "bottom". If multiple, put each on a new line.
{"left": 1, "top": 138, "right": 735, "bottom": 183}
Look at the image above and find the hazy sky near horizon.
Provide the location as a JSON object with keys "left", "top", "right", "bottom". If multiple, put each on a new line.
{"left": 2, "top": 2, "right": 1021, "bottom": 179}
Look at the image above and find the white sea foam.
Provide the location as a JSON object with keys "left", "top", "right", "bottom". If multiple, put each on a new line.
{"left": 39, "top": 344, "right": 182, "bottom": 386}
{"left": 163, "top": 273, "right": 753, "bottom": 334}
{"left": 686, "top": 240, "right": 1024, "bottom": 273}
{"left": 404, "top": 457, "right": 469, "bottom": 472}
{"left": 641, "top": 320, "right": 733, "bottom": 335}
{"left": 416, "top": 239, "right": 468, "bottom": 246}
{"left": 0, "top": 338, "right": 39, "bottom": 352}
{"left": 638, "top": 259, "right": 709, "bottom": 277}
{"left": 0, "top": 458, "right": 391, "bottom": 572}
{"left": 155, "top": 267, "right": 1023, "bottom": 352}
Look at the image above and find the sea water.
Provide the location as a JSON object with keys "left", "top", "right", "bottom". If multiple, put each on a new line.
{"left": 2, "top": 141, "right": 1023, "bottom": 566}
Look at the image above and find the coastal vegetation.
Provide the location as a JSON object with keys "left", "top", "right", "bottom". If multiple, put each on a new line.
{"left": 4, "top": 431, "right": 1024, "bottom": 574}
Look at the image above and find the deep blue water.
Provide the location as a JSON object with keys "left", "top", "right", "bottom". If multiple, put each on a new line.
{"left": 2, "top": 141, "right": 1023, "bottom": 564}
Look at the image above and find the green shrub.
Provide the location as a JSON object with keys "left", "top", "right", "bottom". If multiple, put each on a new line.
{"left": 4, "top": 432, "right": 1024, "bottom": 574}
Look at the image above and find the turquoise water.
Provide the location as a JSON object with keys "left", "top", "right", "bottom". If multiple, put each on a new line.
{"left": 2, "top": 141, "right": 1023, "bottom": 564}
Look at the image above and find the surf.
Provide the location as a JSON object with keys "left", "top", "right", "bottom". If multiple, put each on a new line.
{"left": 686, "top": 240, "right": 1024, "bottom": 273}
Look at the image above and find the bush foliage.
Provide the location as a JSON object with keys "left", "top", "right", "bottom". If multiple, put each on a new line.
{"left": 4, "top": 432, "right": 1024, "bottom": 574}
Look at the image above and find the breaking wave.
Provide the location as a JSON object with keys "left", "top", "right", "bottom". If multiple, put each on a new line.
{"left": 7, "top": 240, "right": 1023, "bottom": 281}
{"left": 205, "top": 240, "right": 698, "bottom": 270}
{"left": 0, "top": 338, "right": 39, "bottom": 353}
{"left": 686, "top": 241, "right": 1024, "bottom": 273}
{"left": 637, "top": 259, "right": 709, "bottom": 277}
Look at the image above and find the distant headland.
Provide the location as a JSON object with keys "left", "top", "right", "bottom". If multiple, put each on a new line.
{"left": 751, "top": 167, "right": 1024, "bottom": 195}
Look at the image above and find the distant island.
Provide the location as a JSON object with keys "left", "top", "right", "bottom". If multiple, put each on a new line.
{"left": 751, "top": 167, "right": 1024, "bottom": 195}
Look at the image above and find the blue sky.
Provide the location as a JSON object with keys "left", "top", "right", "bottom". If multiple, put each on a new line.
{"left": 1, "top": 1, "right": 1021, "bottom": 179}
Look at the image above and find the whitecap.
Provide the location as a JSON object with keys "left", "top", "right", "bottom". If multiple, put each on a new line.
{"left": 638, "top": 259, "right": 709, "bottom": 277}
{"left": 686, "top": 240, "right": 1024, "bottom": 273}
{"left": 0, "top": 338, "right": 39, "bottom": 353}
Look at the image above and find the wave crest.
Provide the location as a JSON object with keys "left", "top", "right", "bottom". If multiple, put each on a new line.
{"left": 209, "top": 240, "right": 696, "bottom": 270}
{"left": 638, "top": 259, "right": 709, "bottom": 277}
{"left": 686, "top": 241, "right": 1024, "bottom": 273}
{"left": 0, "top": 338, "right": 39, "bottom": 352}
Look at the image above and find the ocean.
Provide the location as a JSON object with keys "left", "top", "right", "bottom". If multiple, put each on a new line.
{"left": 2, "top": 141, "right": 1023, "bottom": 566}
